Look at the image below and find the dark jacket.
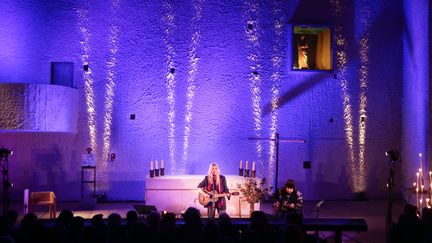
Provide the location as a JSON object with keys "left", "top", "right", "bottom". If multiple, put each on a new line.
{"left": 197, "top": 175, "right": 229, "bottom": 209}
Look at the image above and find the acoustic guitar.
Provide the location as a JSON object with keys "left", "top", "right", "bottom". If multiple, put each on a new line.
{"left": 198, "top": 190, "right": 239, "bottom": 206}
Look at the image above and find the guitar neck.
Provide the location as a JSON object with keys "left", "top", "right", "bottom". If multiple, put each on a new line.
{"left": 203, "top": 190, "right": 228, "bottom": 198}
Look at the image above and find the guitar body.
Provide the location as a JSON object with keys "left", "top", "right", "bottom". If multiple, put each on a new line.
{"left": 198, "top": 190, "right": 239, "bottom": 206}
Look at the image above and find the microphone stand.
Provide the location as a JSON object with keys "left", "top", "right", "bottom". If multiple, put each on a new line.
{"left": 1, "top": 156, "right": 10, "bottom": 216}
{"left": 313, "top": 200, "right": 324, "bottom": 242}
{"left": 386, "top": 161, "right": 395, "bottom": 243}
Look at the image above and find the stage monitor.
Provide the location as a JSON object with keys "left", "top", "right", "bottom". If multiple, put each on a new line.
{"left": 292, "top": 25, "right": 332, "bottom": 71}
{"left": 133, "top": 204, "right": 158, "bottom": 215}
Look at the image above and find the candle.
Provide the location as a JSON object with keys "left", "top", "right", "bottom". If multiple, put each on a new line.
{"left": 252, "top": 161, "right": 255, "bottom": 171}
{"left": 417, "top": 172, "right": 420, "bottom": 209}
{"left": 420, "top": 153, "right": 423, "bottom": 172}
{"left": 246, "top": 161, "right": 249, "bottom": 170}
{"left": 155, "top": 160, "right": 159, "bottom": 169}
{"left": 429, "top": 171, "right": 432, "bottom": 185}
{"left": 429, "top": 171, "right": 432, "bottom": 191}
{"left": 240, "top": 160, "right": 243, "bottom": 169}
{"left": 151, "top": 161, "right": 154, "bottom": 170}
{"left": 420, "top": 169, "right": 424, "bottom": 192}
{"left": 161, "top": 160, "right": 164, "bottom": 169}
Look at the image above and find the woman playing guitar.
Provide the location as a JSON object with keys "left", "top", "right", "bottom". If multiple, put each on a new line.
{"left": 197, "top": 163, "right": 230, "bottom": 219}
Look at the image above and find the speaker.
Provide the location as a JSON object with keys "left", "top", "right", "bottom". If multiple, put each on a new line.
{"left": 303, "top": 161, "right": 311, "bottom": 169}
{"left": 133, "top": 204, "right": 158, "bottom": 215}
{"left": 51, "top": 62, "right": 74, "bottom": 87}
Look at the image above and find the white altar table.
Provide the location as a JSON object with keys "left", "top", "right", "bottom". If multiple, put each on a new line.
{"left": 145, "top": 175, "right": 260, "bottom": 218}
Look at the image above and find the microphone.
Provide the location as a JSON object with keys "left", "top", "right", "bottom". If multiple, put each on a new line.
{"left": 312, "top": 200, "right": 325, "bottom": 218}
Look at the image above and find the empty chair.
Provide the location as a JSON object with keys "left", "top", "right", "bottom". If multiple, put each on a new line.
{"left": 30, "top": 191, "right": 56, "bottom": 219}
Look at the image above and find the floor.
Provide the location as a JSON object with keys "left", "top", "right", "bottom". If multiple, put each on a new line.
{"left": 11, "top": 199, "right": 407, "bottom": 243}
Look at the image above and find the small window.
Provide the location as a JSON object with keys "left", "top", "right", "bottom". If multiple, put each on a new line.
{"left": 292, "top": 25, "right": 332, "bottom": 71}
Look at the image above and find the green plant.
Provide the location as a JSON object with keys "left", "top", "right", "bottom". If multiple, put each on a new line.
{"left": 237, "top": 178, "right": 272, "bottom": 204}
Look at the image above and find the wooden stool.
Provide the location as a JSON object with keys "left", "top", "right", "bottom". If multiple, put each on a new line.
{"left": 30, "top": 191, "right": 56, "bottom": 219}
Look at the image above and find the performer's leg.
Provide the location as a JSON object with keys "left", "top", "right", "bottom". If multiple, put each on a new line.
{"left": 207, "top": 207, "right": 215, "bottom": 219}
{"left": 217, "top": 208, "right": 226, "bottom": 217}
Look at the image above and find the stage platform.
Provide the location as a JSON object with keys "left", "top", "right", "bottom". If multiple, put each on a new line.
{"left": 145, "top": 175, "right": 261, "bottom": 217}
{"left": 8, "top": 199, "right": 406, "bottom": 243}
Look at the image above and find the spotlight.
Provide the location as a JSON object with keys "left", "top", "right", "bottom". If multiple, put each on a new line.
{"left": 0, "top": 147, "right": 13, "bottom": 159}
{"left": 385, "top": 150, "right": 398, "bottom": 162}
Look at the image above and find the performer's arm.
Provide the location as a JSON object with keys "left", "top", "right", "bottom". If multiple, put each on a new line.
{"left": 197, "top": 176, "right": 209, "bottom": 197}
{"left": 220, "top": 176, "right": 231, "bottom": 199}
{"left": 221, "top": 176, "right": 230, "bottom": 194}
{"left": 294, "top": 191, "right": 304, "bottom": 209}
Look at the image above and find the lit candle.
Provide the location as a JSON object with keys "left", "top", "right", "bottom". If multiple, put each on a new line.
{"left": 252, "top": 161, "right": 255, "bottom": 171}
{"left": 429, "top": 171, "right": 432, "bottom": 203}
{"left": 161, "top": 160, "right": 164, "bottom": 169}
{"left": 240, "top": 160, "right": 243, "bottom": 169}
{"left": 420, "top": 153, "right": 423, "bottom": 172}
{"left": 151, "top": 161, "right": 154, "bottom": 170}
{"left": 429, "top": 171, "right": 432, "bottom": 185}
{"left": 417, "top": 172, "right": 420, "bottom": 209}
{"left": 155, "top": 160, "right": 159, "bottom": 169}
{"left": 420, "top": 169, "right": 424, "bottom": 193}
{"left": 420, "top": 198, "right": 423, "bottom": 209}
{"left": 246, "top": 161, "right": 249, "bottom": 170}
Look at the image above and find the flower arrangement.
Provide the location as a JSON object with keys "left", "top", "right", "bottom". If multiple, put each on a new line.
{"left": 237, "top": 178, "right": 272, "bottom": 204}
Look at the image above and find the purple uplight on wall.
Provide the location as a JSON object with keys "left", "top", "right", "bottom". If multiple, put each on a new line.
{"left": 163, "top": 0, "right": 178, "bottom": 175}
{"left": 102, "top": 0, "right": 120, "bottom": 167}
{"left": 181, "top": 0, "right": 203, "bottom": 174}
{"left": 77, "top": 6, "right": 97, "bottom": 157}
{"left": 243, "top": 0, "right": 265, "bottom": 184}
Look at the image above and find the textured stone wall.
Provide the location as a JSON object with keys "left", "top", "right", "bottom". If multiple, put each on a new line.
{"left": 0, "top": 84, "right": 78, "bottom": 132}
{"left": 0, "top": 0, "right": 404, "bottom": 201}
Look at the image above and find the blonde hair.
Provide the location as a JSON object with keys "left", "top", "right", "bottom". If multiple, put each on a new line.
{"left": 207, "top": 163, "right": 221, "bottom": 185}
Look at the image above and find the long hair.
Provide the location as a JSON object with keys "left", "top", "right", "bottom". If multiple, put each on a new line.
{"left": 207, "top": 163, "right": 221, "bottom": 185}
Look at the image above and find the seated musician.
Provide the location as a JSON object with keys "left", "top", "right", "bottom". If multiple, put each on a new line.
{"left": 197, "top": 163, "right": 230, "bottom": 219}
{"left": 274, "top": 179, "right": 303, "bottom": 218}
